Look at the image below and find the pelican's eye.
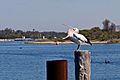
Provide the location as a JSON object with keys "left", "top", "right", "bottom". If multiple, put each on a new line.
{"left": 73, "top": 28, "right": 76, "bottom": 31}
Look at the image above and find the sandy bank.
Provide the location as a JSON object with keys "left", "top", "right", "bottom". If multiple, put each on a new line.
{"left": 24, "top": 40, "right": 109, "bottom": 44}
{"left": 24, "top": 41, "right": 74, "bottom": 44}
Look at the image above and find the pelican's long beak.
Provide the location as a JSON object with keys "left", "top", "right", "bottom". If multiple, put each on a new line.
{"left": 62, "top": 35, "right": 69, "bottom": 40}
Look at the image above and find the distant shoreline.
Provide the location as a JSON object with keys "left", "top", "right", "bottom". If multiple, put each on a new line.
{"left": 24, "top": 41, "right": 109, "bottom": 44}
{"left": 0, "top": 39, "right": 14, "bottom": 42}
{"left": 24, "top": 41, "right": 74, "bottom": 44}
{"left": 0, "top": 39, "right": 119, "bottom": 44}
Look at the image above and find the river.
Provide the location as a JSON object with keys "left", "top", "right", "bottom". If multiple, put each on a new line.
{"left": 0, "top": 41, "right": 120, "bottom": 80}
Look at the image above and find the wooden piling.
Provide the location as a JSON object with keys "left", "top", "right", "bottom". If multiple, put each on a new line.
{"left": 74, "top": 50, "right": 90, "bottom": 80}
{"left": 47, "top": 60, "right": 68, "bottom": 80}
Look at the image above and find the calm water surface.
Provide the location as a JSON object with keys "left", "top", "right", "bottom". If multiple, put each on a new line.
{"left": 0, "top": 41, "right": 120, "bottom": 80}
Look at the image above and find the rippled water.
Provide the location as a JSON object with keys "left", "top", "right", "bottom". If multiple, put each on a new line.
{"left": 0, "top": 41, "right": 120, "bottom": 80}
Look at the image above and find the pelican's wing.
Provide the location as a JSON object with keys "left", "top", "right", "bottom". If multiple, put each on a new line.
{"left": 73, "top": 33, "right": 87, "bottom": 42}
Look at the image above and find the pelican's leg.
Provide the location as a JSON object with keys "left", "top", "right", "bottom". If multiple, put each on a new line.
{"left": 77, "top": 44, "right": 80, "bottom": 50}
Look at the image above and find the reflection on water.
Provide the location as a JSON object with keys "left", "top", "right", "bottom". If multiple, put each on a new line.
{"left": 0, "top": 42, "right": 120, "bottom": 80}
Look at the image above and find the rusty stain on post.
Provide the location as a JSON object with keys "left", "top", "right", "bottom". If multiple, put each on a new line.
{"left": 74, "top": 50, "right": 90, "bottom": 80}
{"left": 47, "top": 60, "right": 68, "bottom": 80}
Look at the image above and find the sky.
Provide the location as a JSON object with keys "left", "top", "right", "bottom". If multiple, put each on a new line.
{"left": 0, "top": 0, "right": 120, "bottom": 32}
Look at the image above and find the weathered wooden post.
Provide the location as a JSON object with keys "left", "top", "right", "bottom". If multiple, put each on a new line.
{"left": 74, "top": 50, "right": 90, "bottom": 80}
{"left": 47, "top": 60, "right": 68, "bottom": 80}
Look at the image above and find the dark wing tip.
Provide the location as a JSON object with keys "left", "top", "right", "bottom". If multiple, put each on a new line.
{"left": 89, "top": 42, "right": 92, "bottom": 45}
{"left": 85, "top": 37, "right": 92, "bottom": 45}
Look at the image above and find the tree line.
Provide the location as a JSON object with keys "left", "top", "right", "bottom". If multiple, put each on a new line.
{"left": 0, "top": 27, "right": 120, "bottom": 41}
{"left": 0, "top": 28, "right": 66, "bottom": 39}
{"left": 79, "top": 27, "right": 120, "bottom": 41}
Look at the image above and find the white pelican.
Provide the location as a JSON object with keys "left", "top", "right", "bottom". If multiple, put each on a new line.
{"left": 63, "top": 28, "right": 92, "bottom": 50}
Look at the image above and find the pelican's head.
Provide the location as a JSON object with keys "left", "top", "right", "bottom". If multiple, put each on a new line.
{"left": 73, "top": 28, "right": 79, "bottom": 33}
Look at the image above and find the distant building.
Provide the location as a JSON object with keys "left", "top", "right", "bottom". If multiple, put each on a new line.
{"left": 42, "top": 36, "right": 46, "bottom": 39}
{"left": 116, "top": 25, "right": 120, "bottom": 32}
{"left": 22, "top": 36, "right": 26, "bottom": 40}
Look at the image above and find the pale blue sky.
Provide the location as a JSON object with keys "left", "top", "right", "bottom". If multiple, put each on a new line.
{"left": 0, "top": 0, "right": 120, "bottom": 32}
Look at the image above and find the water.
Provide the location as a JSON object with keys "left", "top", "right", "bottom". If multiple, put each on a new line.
{"left": 0, "top": 41, "right": 120, "bottom": 80}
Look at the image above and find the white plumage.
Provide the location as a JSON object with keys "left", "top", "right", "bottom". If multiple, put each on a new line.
{"left": 63, "top": 28, "right": 92, "bottom": 50}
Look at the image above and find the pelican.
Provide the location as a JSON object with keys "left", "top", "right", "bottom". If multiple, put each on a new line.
{"left": 63, "top": 28, "right": 92, "bottom": 50}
